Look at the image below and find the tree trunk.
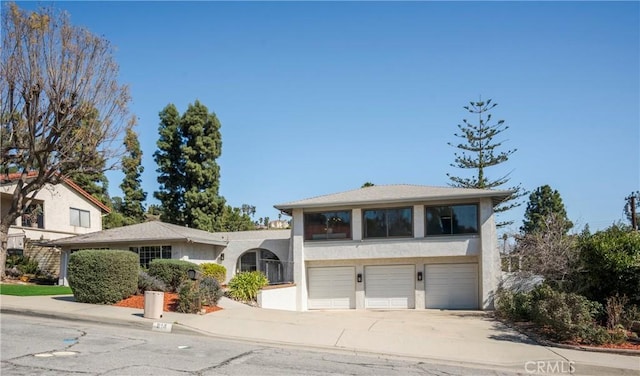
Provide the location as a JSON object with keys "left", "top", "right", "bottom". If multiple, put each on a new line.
{"left": 0, "top": 222, "right": 9, "bottom": 280}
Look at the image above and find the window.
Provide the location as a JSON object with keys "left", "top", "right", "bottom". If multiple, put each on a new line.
{"left": 129, "top": 246, "right": 172, "bottom": 268}
{"left": 363, "top": 207, "right": 413, "bottom": 238}
{"left": 425, "top": 204, "right": 478, "bottom": 236}
{"left": 304, "top": 211, "right": 351, "bottom": 240}
{"left": 70, "top": 208, "right": 90, "bottom": 228}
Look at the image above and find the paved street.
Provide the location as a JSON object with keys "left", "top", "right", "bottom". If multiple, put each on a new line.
{"left": 1, "top": 313, "right": 525, "bottom": 376}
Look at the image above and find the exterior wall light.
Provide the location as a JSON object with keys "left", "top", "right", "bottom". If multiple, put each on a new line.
{"left": 220, "top": 253, "right": 225, "bottom": 261}
{"left": 417, "top": 271, "right": 423, "bottom": 281}
{"left": 357, "top": 273, "right": 362, "bottom": 283}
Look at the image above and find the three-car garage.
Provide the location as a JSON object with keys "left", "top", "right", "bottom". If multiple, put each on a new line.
{"left": 307, "top": 262, "right": 479, "bottom": 310}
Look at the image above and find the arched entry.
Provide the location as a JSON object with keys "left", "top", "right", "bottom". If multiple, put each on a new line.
{"left": 237, "top": 249, "right": 284, "bottom": 284}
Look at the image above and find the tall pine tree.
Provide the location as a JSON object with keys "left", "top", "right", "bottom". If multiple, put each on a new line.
{"left": 154, "top": 104, "right": 185, "bottom": 225}
{"left": 521, "top": 185, "right": 573, "bottom": 234}
{"left": 447, "top": 98, "right": 525, "bottom": 227}
{"left": 120, "top": 127, "right": 147, "bottom": 223}
{"left": 181, "top": 101, "right": 226, "bottom": 231}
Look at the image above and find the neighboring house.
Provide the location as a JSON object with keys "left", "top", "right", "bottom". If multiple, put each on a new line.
{"left": 54, "top": 221, "right": 291, "bottom": 287}
{"left": 268, "top": 219, "right": 290, "bottom": 229}
{"left": 273, "top": 184, "right": 511, "bottom": 311}
{"left": 53, "top": 184, "right": 510, "bottom": 312}
{"left": 1, "top": 172, "right": 110, "bottom": 274}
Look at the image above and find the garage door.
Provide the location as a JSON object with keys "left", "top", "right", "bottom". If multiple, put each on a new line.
{"left": 365, "top": 265, "right": 415, "bottom": 309}
{"left": 425, "top": 264, "right": 478, "bottom": 309}
{"left": 307, "top": 267, "right": 355, "bottom": 309}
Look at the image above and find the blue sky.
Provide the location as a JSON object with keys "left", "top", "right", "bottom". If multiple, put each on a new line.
{"left": 16, "top": 1, "right": 640, "bottom": 234}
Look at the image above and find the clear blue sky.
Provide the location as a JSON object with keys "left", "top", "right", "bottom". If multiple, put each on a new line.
{"left": 17, "top": 1, "right": 640, "bottom": 234}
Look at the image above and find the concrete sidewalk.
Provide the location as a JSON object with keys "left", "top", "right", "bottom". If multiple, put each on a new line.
{"left": 1, "top": 294, "right": 638, "bottom": 375}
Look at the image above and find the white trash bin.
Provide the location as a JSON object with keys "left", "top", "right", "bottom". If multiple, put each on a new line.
{"left": 144, "top": 291, "right": 164, "bottom": 319}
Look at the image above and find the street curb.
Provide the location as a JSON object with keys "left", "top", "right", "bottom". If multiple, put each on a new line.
{"left": 0, "top": 307, "right": 202, "bottom": 336}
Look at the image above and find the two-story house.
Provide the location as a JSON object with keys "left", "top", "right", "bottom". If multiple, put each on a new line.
{"left": 1, "top": 172, "right": 110, "bottom": 274}
{"left": 274, "top": 184, "right": 511, "bottom": 311}
{"left": 52, "top": 184, "right": 509, "bottom": 311}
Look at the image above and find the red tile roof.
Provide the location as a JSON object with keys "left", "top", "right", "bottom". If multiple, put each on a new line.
{"left": 2, "top": 171, "right": 111, "bottom": 214}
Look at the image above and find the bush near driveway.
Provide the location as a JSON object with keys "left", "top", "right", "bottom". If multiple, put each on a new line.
{"left": 496, "top": 284, "right": 616, "bottom": 345}
{"left": 68, "top": 250, "right": 138, "bottom": 304}
{"left": 227, "top": 271, "right": 268, "bottom": 302}
{"left": 147, "top": 259, "right": 200, "bottom": 292}
{"left": 200, "top": 263, "right": 226, "bottom": 285}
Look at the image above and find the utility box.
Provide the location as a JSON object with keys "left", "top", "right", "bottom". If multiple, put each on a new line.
{"left": 144, "top": 291, "right": 164, "bottom": 319}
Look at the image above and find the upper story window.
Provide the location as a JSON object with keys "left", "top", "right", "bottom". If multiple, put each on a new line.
{"left": 425, "top": 204, "right": 478, "bottom": 236}
{"left": 363, "top": 207, "right": 413, "bottom": 238}
{"left": 21, "top": 203, "right": 44, "bottom": 228}
{"left": 304, "top": 211, "right": 351, "bottom": 241}
{"left": 70, "top": 208, "right": 90, "bottom": 228}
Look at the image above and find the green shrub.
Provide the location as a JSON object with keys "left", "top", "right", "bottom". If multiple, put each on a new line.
{"left": 529, "top": 285, "right": 604, "bottom": 343}
{"left": 68, "top": 250, "right": 138, "bottom": 304}
{"left": 176, "top": 280, "right": 201, "bottom": 314}
{"left": 137, "top": 270, "right": 167, "bottom": 295}
{"left": 199, "top": 276, "right": 224, "bottom": 306}
{"left": 495, "top": 288, "right": 532, "bottom": 322}
{"left": 148, "top": 259, "right": 200, "bottom": 292}
{"left": 227, "top": 271, "right": 268, "bottom": 302}
{"left": 16, "top": 256, "right": 40, "bottom": 275}
{"left": 200, "top": 263, "right": 227, "bottom": 285}
{"left": 576, "top": 224, "right": 640, "bottom": 305}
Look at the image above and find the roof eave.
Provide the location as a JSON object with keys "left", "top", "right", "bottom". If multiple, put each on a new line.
{"left": 275, "top": 191, "right": 513, "bottom": 212}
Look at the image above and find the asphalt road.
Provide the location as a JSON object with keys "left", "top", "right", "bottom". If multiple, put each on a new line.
{"left": 0, "top": 313, "right": 525, "bottom": 376}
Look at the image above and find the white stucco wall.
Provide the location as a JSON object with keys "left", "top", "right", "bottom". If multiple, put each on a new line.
{"left": 2, "top": 181, "right": 104, "bottom": 241}
{"left": 257, "top": 284, "right": 297, "bottom": 311}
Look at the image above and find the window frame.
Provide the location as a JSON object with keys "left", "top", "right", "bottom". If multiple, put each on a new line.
{"left": 424, "top": 204, "right": 479, "bottom": 236}
{"left": 303, "top": 210, "right": 352, "bottom": 241}
{"left": 129, "top": 245, "right": 172, "bottom": 268}
{"left": 69, "top": 207, "right": 91, "bottom": 228}
{"left": 362, "top": 207, "right": 414, "bottom": 239}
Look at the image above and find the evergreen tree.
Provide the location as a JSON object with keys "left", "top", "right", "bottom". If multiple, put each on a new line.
{"left": 154, "top": 104, "right": 185, "bottom": 225}
{"left": 447, "top": 98, "right": 525, "bottom": 227}
{"left": 66, "top": 108, "right": 110, "bottom": 207}
{"left": 120, "top": 127, "right": 147, "bottom": 223}
{"left": 219, "top": 206, "right": 256, "bottom": 232}
{"left": 181, "top": 100, "right": 225, "bottom": 232}
{"left": 521, "top": 185, "right": 573, "bottom": 234}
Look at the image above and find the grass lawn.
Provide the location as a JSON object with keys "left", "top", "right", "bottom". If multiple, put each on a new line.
{"left": 0, "top": 284, "right": 72, "bottom": 296}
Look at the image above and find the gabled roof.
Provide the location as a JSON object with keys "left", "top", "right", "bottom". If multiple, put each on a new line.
{"left": 54, "top": 221, "right": 229, "bottom": 247}
{"left": 274, "top": 184, "right": 513, "bottom": 214}
{"left": 2, "top": 172, "right": 111, "bottom": 214}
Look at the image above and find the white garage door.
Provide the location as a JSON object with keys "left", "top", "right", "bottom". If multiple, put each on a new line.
{"left": 307, "top": 267, "right": 355, "bottom": 309}
{"left": 425, "top": 264, "right": 478, "bottom": 309}
{"left": 365, "top": 265, "right": 415, "bottom": 309}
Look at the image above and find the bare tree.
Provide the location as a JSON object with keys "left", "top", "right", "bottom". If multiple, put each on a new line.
{"left": 0, "top": 3, "right": 132, "bottom": 278}
{"left": 514, "top": 212, "right": 578, "bottom": 285}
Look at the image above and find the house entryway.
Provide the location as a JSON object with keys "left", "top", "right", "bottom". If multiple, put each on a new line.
{"left": 237, "top": 249, "right": 284, "bottom": 284}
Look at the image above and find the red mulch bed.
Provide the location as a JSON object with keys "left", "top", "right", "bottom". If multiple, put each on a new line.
{"left": 114, "top": 292, "right": 222, "bottom": 314}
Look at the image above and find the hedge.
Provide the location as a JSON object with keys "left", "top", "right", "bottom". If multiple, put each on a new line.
{"left": 68, "top": 250, "right": 138, "bottom": 304}
{"left": 148, "top": 259, "right": 200, "bottom": 292}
